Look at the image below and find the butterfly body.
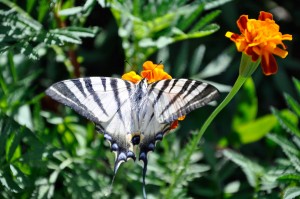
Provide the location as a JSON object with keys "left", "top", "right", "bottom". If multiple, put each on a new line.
{"left": 46, "top": 76, "right": 219, "bottom": 197}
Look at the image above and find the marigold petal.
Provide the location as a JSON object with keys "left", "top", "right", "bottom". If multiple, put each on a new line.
{"left": 282, "top": 34, "right": 293, "bottom": 41}
{"left": 245, "top": 47, "right": 260, "bottom": 61}
{"left": 237, "top": 15, "right": 248, "bottom": 33}
{"left": 143, "top": 61, "right": 163, "bottom": 70}
{"left": 178, "top": 115, "right": 185, "bottom": 121}
{"left": 170, "top": 120, "right": 179, "bottom": 130}
{"left": 273, "top": 47, "right": 288, "bottom": 58}
{"left": 122, "top": 71, "right": 142, "bottom": 83}
{"left": 258, "top": 11, "right": 273, "bottom": 21}
{"left": 225, "top": 31, "right": 234, "bottom": 38}
{"left": 261, "top": 53, "right": 278, "bottom": 75}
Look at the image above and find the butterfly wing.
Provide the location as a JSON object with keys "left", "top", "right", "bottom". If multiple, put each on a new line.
{"left": 46, "top": 77, "right": 135, "bottom": 124}
{"left": 46, "top": 77, "right": 138, "bottom": 171}
{"left": 148, "top": 79, "right": 219, "bottom": 124}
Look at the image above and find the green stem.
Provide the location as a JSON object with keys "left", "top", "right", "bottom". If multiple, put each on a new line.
{"left": 165, "top": 75, "right": 248, "bottom": 197}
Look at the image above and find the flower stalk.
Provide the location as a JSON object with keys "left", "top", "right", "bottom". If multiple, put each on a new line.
{"left": 166, "top": 74, "right": 247, "bottom": 197}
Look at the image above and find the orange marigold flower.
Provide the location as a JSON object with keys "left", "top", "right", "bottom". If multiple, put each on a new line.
{"left": 226, "top": 11, "right": 292, "bottom": 75}
{"left": 141, "top": 61, "right": 172, "bottom": 83}
{"left": 122, "top": 61, "right": 184, "bottom": 129}
{"left": 121, "top": 71, "right": 142, "bottom": 84}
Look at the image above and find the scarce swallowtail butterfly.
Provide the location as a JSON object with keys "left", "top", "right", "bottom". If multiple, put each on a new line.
{"left": 45, "top": 61, "right": 219, "bottom": 198}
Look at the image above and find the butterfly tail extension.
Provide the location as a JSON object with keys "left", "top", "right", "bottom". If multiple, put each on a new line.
{"left": 95, "top": 124, "right": 136, "bottom": 170}
{"left": 139, "top": 150, "right": 148, "bottom": 199}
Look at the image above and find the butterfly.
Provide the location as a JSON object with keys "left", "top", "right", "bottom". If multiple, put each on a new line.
{"left": 46, "top": 76, "right": 219, "bottom": 198}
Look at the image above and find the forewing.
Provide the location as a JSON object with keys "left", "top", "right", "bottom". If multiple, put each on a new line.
{"left": 148, "top": 79, "right": 219, "bottom": 123}
{"left": 45, "top": 77, "right": 135, "bottom": 124}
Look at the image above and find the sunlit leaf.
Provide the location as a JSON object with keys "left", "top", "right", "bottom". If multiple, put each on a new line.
{"left": 271, "top": 107, "right": 300, "bottom": 137}
{"left": 235, "top": 114, "right": 276, "bottom": 144}
{"left": 283, "top": 187, "right": 300, "bottom": 199}
{"left": 58, "top": 6, "right": 83, "bottom": 16}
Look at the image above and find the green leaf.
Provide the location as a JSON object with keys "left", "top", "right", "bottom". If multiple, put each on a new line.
{"left": 267, "top": 134, "right": 299, "bottom": 156}
{"left": 64, "top": 26, "right": 99, "bottom": 38}
{"left": 235, "top": 114, "right": 277, "bottom": 144}
{"left": 271, "top": 107, "right": 300, "bottom": 138}
{"left": 223, "top": 149, "right": 264, "bottom": 187}
{"left": 283, "top": 187, "right": 300, "bottom": 199}
{"left": 204, "top": 0, "right": 234, "bottom": 10}
{"left": 178, "top": 4, "right": 204, "bottom": 31}
{"left": 278, "top": 174, "right": 300, "bottom": 182}
{"left": 37, "top": 0, "right": 49, "bottom": 22}
{"left": 285, "top": 93, "right": 300, "bottom": 117}
{"left": 190, "top": 10, "right": 221, "bottom": 32}
{"left": 58, "top": 6, "right": 83, "bottom": 16}
{"left": 26, "top": 0, "right": 36, "bottom": 13}
{"left": 6, "top": 128, "right": 22, "bottom": 162}
{"left": 174, "top": 24, "right": 220, "bottom": 41}
{"left": 293, "top": 78, "right": 300, "bottom": 98}
{"left": 50, "top": 29, "right": 82, "bottom": 44}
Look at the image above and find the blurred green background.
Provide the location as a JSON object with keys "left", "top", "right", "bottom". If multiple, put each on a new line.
{"left": 1, "top": 0, "right": 300, "bottom": 198}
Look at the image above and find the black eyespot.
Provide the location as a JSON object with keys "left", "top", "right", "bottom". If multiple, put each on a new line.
{"left": 131, "top": 135, "right": 140, "bottom": 145}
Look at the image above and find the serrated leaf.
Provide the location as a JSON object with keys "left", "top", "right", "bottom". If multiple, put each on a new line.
{"left": 204, "top": 0, "right": 234, "bottom": 10}
{"left": 278, "top": 174, "right": 300, "bottom": 182}
{"left": 271, "top": 107, "right": 300, "bottom": 138}
{"left": 285, "top": 93, "right": 300, "bottom": 117}
{"left": 223, "top": 149, "right": 264, "bottom": 187}
{"left": 15, "top": 42, "right": 39, "bottom": 60}
{"left": 283, "top": 187, "right": 300, "bottom": 199}
{"left": 267, "top": 134, "right": 299, "bottom": 155}
{"left": 190, "top": 10, "right": 221, "bottom": 32}
{"left": 293, "top": 78, "right": 300, "bottom": 98}
{"left": 58, "top": 6, "right": 83, "bottom": 16}
{"left": 283, "top": 149, "right": 300, "bottom": 172}
{"left": 178, "top": 3, "right": 204, "bottom": 31}
{"left": 64, "top": 27, "right": 99, "bottom": 38}
{"left": 174, "top": 24, "right": 219, "bottom": 42}
{"left": 0, "top": 169, "right": 22, "bottom": 193}
{"left": 50, "top": 29, "right": 82, "bottom": 44}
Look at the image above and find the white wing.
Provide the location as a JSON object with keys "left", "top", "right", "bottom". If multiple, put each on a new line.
{"left": 46, "top": 77, "right": 139, "bottom": 172}
{"left": 148, "top": 79, "right": 219, "bottom": 123}
{"left": 46, "top": 77, "right": 135, "bottom": 124}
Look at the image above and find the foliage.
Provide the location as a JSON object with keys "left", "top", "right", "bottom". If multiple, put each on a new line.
{"left": 0, "top": 0, "right": 299, "bottom": 199}
{"left": 223, "top": 78, "right": 300, "bottom": 199}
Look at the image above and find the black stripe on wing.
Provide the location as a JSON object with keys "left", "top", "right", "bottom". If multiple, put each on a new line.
{"left": 149, "top": 79, "right": 219, "bottom": 123}
{"left": 159, "top": 79, "right": 191, "bottom": 115}
{"left": 111, "top": 79, "right": 125, "bottom": 124}
{"left": 84, "top": 78, "right": 108, "bottom": 116}
{"left": 45, "top": 82, "right": 101, "bottom": 123}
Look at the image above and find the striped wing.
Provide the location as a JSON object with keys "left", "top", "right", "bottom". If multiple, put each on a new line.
{"left": 148, "top": 79, "right": 219, "bottom": 123}
{"left": 45, "top": 77, "right": 135, "bottom": 124}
